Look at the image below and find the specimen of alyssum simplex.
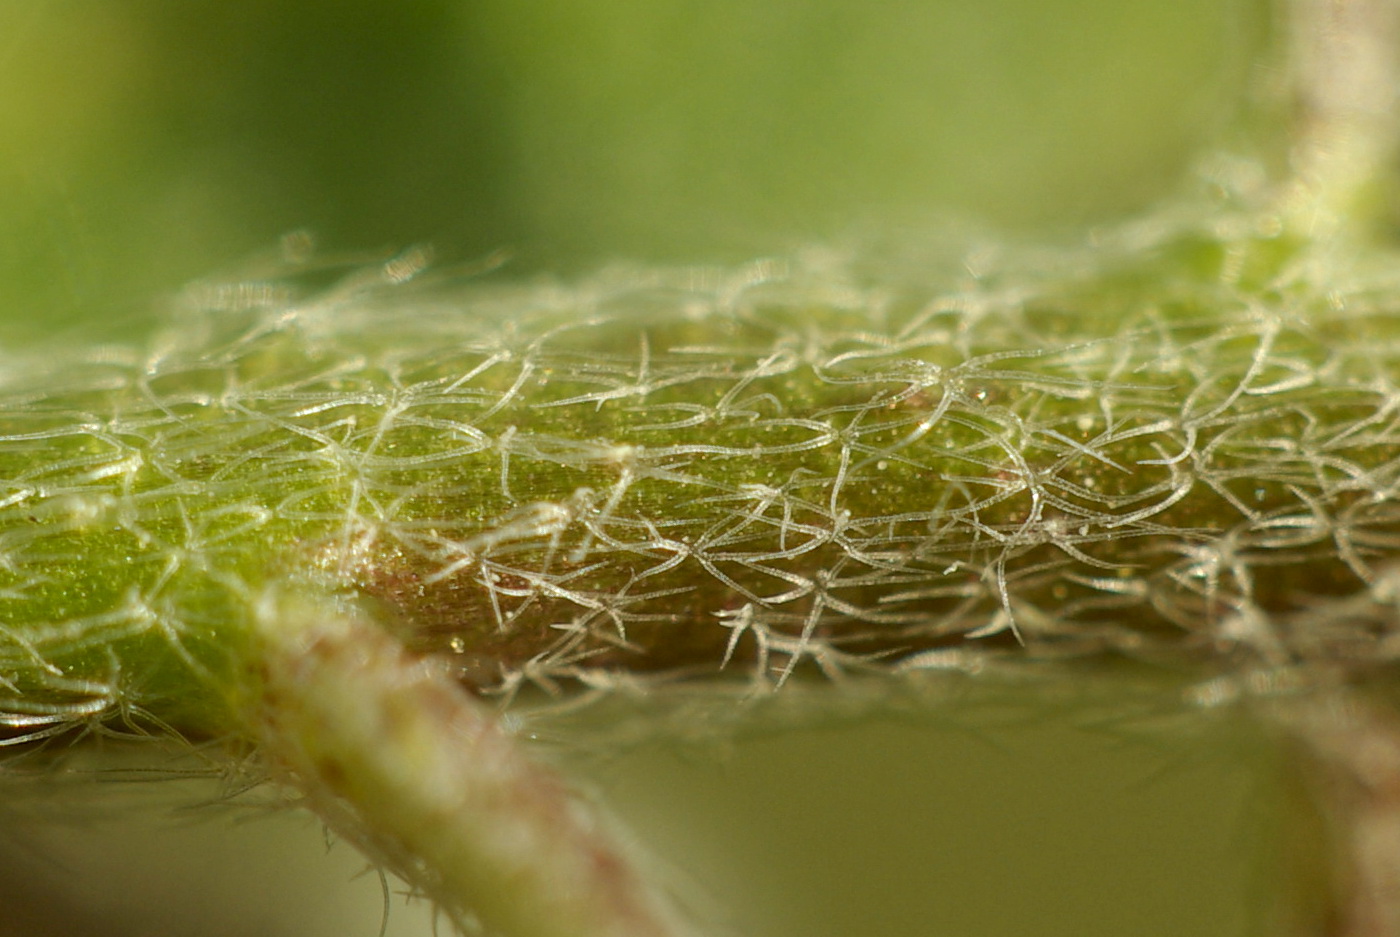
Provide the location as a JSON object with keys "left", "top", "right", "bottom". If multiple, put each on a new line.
{"left": 4, "top": 1, "right": 1400, "bottom": 935}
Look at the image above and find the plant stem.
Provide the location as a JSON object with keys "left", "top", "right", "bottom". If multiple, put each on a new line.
{"left": 1274, "top": 0, "right": 1400, "bottom": 232}
{"left": 254, "top": 587, "right": 694, "bottom": 937}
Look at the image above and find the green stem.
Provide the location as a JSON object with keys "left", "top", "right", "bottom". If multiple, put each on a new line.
{"left": 1272, "top": 0, "right": 1399, "bottom": 232}
{"left": 254, "top": 587, "right": 694, "bottom": 937}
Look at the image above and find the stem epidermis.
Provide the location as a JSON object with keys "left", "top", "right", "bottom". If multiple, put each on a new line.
{"left": 0, "top": 210, "right": 1396, "bottom": 746}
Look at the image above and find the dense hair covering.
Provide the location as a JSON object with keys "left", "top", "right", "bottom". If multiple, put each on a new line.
{"left": 0, "top": 208, "right": 1397, "bottom": 743}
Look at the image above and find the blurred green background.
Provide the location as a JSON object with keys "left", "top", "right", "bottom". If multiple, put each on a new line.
{"left": 0, "top": 0, "right": 1262, "bottom": 343}
{"left": 0, "top": 2, "right": 1299, "bottom": 936}
{"left": 0, "top": 673, "right": 1301, "bottom": 937}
